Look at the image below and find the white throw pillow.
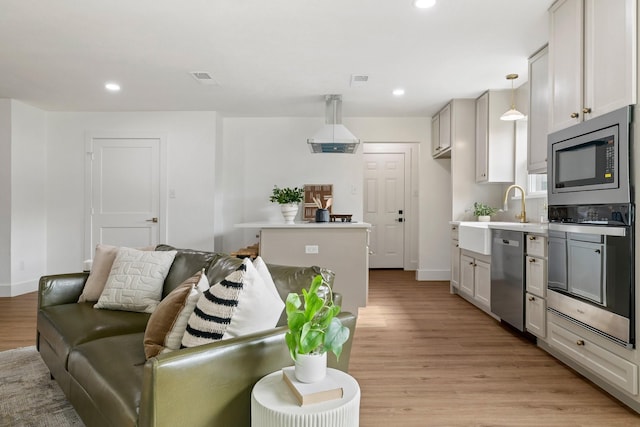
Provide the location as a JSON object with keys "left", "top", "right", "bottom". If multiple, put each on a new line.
{"left": 181, "top": 258, "right": 285, "bottom": 347}
{"left": 253, "top": 256, "right": 284, "bottom": 303}
{"left": 94, "top": 247, "right": 177, "bottom": 313}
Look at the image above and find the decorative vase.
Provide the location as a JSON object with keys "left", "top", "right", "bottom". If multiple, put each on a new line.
{"left": 281, "top": 203, "right": 298, "bottom": 224}
{"left": 294, "top": 352, "right": 327, "bottom": 383}
{"left": 478, "top": 215, "right": 491, "bottom": 222}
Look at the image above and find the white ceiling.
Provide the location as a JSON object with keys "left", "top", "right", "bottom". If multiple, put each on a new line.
{"left": 0, "top": 0, "right": 553, "bottom": 117}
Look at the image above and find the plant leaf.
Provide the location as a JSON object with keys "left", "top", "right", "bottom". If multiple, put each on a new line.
{"left": 323, "top": 318, "right": 350, "bottom": 360}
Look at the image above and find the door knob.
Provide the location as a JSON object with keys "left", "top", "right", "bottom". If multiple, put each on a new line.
{"left": 146, "top": 217, "right": 158, "bottom": 223}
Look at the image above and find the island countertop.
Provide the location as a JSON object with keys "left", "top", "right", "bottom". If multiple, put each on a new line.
{"left": 235, "top": 221, "right": 371, "bottom": 229}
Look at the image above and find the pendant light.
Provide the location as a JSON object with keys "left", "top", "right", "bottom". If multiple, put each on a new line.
{"left": 500, "top": 73, "right": 525, "bottom": 121}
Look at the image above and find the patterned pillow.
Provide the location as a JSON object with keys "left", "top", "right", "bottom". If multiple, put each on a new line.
{"left": 143, "top": 271, "right": 204, "bottom": 359}
{"left": 94, "top": 247, "right": 177, "bottom": 313}
{"left": 181, "top": 257, "right": 284, "bottom": 347}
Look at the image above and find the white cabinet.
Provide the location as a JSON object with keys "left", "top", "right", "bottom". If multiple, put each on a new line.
{"left": 548, "top": 321, "right": 638, "bottom": 395}
{"left": 525, "top": 234, "right": 547, "bottom": 338}
{"left": 475, "top": 90, "right": 515, "bottom": 183}
{"left": 548, "top": 0, "right": 636, "bottom": 133}
{"left": 460, "top": 251, "right": 491, "bottom": 310}
{"left": 527, "top": 45, "right": 549, "bottom": 173}
{"left": 432, "top": 103, "right": 452, "bottom": 158}
{"left": 450, "top": 225, "right": 460, "bottom": 290}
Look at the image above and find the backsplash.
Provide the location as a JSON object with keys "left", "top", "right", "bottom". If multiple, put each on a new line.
{"left": 493, "top": 196, "right": 548, "bottom": 223}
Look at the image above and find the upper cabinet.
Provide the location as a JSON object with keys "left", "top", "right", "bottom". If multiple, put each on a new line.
{"left": 432, "top": 102, "right": 452, "bottom": 158}
{"left": 475, "top": 90, "right": 515, "bottom": 183}
{"left": 528, "top": 45, "right": 549, "bottom": 174}
{"left": 548, "top": 0, "right": 636, "bottom": 133}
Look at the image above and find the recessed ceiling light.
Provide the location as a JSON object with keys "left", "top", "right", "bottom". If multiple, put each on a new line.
{"left": 414, "top": 0, "right": 436, "bottom": 9}
{"left": 393, "top": 88, "right": 405, "bottom": 96}
{"left": 105, "top": 82, "right": 121, "bottom": 92}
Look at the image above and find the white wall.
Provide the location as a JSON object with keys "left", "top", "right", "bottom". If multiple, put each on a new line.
{"left": 45, "top": 111, "right": 217, "bottom": 274}
{"left": 0, "top": 99, "right": 47, "bottom": 296}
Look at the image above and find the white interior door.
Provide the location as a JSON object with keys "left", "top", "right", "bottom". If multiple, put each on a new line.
{"left": 85, "top": 134, "right": 164, "bottom": 258}
{"left": 363, "top": 153, "right": 405, "bottom": 268}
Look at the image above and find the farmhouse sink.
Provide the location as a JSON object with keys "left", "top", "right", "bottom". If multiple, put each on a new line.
{"left": 458, "top": 223, "right": 492, "bottom": 255}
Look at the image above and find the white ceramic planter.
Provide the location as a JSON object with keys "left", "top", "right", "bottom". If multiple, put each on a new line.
{"left": 294, "top": 352, "right": 327, "bottom": 383}
{"left": 477, "top": 215, "right": 491, "bottom": 222}
{"left": 280, "top": 203, "right": 299, "bottom": 224}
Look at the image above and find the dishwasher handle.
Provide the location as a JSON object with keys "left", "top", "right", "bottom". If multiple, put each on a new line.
{"left": 494, "top": 238, "right": 521, "bottom": 247}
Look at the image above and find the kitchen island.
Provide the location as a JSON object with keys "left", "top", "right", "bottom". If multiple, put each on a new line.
{"left": 235, "top": 222, "right": 371, "bottom": 315}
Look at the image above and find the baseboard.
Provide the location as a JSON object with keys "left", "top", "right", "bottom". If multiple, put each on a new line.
{"left": 415, "top": 269, "right": 450, "bottom": 281}
{"left": 0, "top": 279, "right": 38, "bottom": 297}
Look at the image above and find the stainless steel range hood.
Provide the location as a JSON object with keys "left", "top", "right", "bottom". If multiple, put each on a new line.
{"left": 307, "top": 95, "right": 360, "bottom": 153}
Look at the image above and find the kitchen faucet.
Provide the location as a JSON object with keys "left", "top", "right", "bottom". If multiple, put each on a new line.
{"left": 503, "top": 184, "right": 527, "bottom": 223}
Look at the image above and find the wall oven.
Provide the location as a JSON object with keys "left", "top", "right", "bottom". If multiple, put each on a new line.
{"left": 548, "top": 106, "right": 632, "bottom": 206}
{"left": 547, "top": 105, "right": 635, "bottom": 348}
{"left": 547, "top": 204, "right": 634, "bottom": 347}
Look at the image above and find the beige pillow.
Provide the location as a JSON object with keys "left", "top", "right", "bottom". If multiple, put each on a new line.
{"left": 143, "top": 271, "right": 203, "bottom": 359}
{"left": 79, "top": 244, "right": 157, "bottom": 303}
{"left": 79, "top": 244, "right": 119, "bottom": 302}
{"left": 94, "top": 247, "right": 177, "bottom": 313}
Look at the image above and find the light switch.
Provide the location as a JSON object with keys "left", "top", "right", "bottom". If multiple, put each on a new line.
{"left": 305, "top": 245, "right": 319, "bottom": 254}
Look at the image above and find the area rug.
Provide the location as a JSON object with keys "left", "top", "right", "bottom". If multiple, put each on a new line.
{"left": 0, "top": 346, "right": 84, "bottom": 426}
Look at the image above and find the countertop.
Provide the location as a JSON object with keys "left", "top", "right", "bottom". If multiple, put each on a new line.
{"left": 235, "top": 221, "right": 371, "bottom": 229}
{"left": 450, "top": 220, "right": 548, "bottom": 234}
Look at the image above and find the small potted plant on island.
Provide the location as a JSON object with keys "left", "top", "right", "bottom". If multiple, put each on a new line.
{"left": 269, "top": 186, "right": 305, "bottom": 224}
{"left": 473, "top": 202, "right": 498, "bottom": 222}
{"left": 285, "top": 275, "right": 350, "bottom": 383}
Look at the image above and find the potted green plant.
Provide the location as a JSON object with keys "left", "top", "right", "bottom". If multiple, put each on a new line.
{"left": 473, "top": 202, "right": 497, "bottom": 222}
{"left": 269, "top": 186, "right": 304, "bottom": 224}
{"left": 285, "top": 274, "right": 350, "bottom": 383}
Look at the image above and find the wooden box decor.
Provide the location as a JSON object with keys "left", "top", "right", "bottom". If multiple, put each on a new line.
{"left": 303, "top": 184, "right": 333, "bottom": 221}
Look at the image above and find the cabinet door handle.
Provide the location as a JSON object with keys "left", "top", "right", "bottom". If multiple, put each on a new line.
{"left": 595, "top": 249, "right": 601, "bottom": 254}
{"left": 146, "top": 217, "right": 158, "bottom": 223}
{"left": 455, "top": 244, "right": 459, "bottom": 248}
{"left": 529, "top": 258, "right": 536, "bottom": 263}
{"left": 529, "top": 236, "right": 536, "bottom": 241}
{"left": 582, "top": 107, "right": 592, "bottom": 114}
{"left": 528, "top": 296, "right": 535, "bottom": 302}
{"left": 576, "top": 340, "right": 585, "bottom": 346}
{"left": 570, "top": 112, "right": 579, "bottom": 119}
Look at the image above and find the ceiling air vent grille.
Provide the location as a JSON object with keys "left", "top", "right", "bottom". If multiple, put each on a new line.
{"left": 350, "top": 74, "right": 369, "bottom": 87}
{"left": 190, "top": 71, "right": 218, "bottom": 85}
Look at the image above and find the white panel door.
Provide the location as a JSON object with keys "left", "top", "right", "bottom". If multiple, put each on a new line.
{"left": 86, "top": 135, "right": 162, "bottom": 257}
{"left": 363, "top": 153, "right": 404, "bottom": 268}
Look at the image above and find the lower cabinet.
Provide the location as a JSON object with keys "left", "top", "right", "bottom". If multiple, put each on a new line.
{"left": 525, "top": 292, "right": 546, "bottom": 338}
{"left": 460, "top": 252, "right": 490, "bottom": 310}
{"left": 451, "top": 225, "right": 460, "bottom": 290}
{"left": 548, "top": 322, "right": 638, "bottom": 395}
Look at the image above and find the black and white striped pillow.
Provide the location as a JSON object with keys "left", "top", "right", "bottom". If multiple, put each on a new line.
{"left": 181, "top": 264, "right": 246, "bottom": 347}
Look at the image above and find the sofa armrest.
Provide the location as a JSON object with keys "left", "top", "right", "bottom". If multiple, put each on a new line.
{"left": 38, "top": 273, "right": 89, "bottom": 308}
{"left": 138, "top": 311, "right": 357, "bottom": 427}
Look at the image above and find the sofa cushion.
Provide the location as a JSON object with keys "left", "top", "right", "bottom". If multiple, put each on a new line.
{"left": 181, "top": 258, "right": 284, "bottom": 347}
{"left": 143, "top": 271, "right": 203, "bottom": 359}
{"left": 155, "top": 245, "right": 219, "bottom": 297}
{"left": 94, "top": 248, "right": 177, "bottom": 313}
{"left": 38, "top": 303, "right": 150, "bottom": 368}
{"left": 68, "top": 332, "right": 146, "bottom": 427}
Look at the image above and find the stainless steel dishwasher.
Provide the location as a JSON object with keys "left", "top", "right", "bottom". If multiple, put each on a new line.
{"left": 490, "top": 229, "right": 525, "bottom": 331}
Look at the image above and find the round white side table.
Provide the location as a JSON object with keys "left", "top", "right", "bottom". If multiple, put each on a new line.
{"left": 251, "top": 368, "right": 360, "bottom": 427}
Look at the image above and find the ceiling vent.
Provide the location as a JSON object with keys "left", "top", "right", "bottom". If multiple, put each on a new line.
{"left": 190, "top": 71, "right": 218, "bottom": 85}
{"left": 350, "top": 74, "right": 369, "bottom": 87}
{"left": 307, "top": 95, "right": 360, "bottom": 154}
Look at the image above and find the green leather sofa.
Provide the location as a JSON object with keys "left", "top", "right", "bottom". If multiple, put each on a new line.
{"left": 37, "top": 245, "right": 357, "bottom": 427}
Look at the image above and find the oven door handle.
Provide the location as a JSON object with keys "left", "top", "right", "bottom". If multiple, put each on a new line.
{"left": 548, "top": 223, "right": 627, "bottom": 237}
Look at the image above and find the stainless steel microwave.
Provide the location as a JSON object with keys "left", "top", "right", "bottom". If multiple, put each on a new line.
{"left": 548, "top": 106, "right": 633, "bottom": 206}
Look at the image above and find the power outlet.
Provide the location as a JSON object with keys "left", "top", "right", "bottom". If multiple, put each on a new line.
{"left": 305, "top": 245, "right": 319, "bottom": 254}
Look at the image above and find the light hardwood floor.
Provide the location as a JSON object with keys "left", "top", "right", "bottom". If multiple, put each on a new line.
{"left": 2, "top": 270, "right": 640, "bottom": 425}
